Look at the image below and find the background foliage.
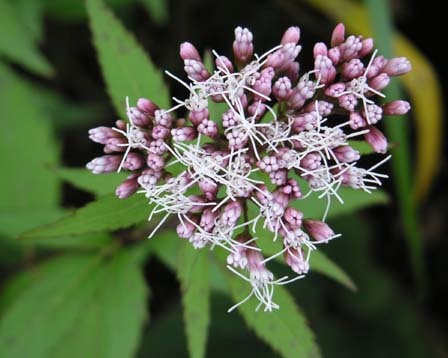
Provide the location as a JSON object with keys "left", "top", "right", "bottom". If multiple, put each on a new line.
{"left": 0, "top": 0, "right": 446, "bottom": 357}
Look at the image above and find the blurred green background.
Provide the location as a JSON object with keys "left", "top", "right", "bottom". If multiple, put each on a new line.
{"left": 0, "top": 0, "right": 446, "bottom": 357}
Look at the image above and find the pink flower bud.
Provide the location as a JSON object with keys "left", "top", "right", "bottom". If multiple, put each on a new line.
{"left": 197, "top": 119, "right": 218, "bottom": 138}
{"left": 369, "top": 73, "right": 390, "bottom": 92}
{"left": 300, "top": 152, "right": 322, "bottom": 170}
{"left": 328, "top": 47, "right": 341, "bottom": 65}
{"left": 177, "top": 219, "right": 197, "bottom": 239}
{"left": 89, "top": 126, "right": 120, "bottom": 144}
{"left": 358, "top": 38, "right": 374, "bottom": 58}
{"left": 325, "top": 82, "right": 345, "bottom": 97}
{"left": 281, "top": 26, "right": 301, "bottom": 45}
{"left": 282, "top": 179, "right": 301, "bottom": 199}
{"left": 152, "top": 125, "right": 170, "bottom": 140}
{"left": 138, "top": 169, "right": 162, "bottom": 188}
{"left": 221, "top": 200, "right": 243, "bottom": 227}
{"left": 180, "top": 42, "right": 201, "bottom": 61}
{"left": 284, "top": 248, "right": 309, "bottom": 274}
{"left": 115, "top": 120, "right": 126, "bottom": 130}
{"left": 284, "top": 207, "right": 303, "bottom": 228}
{"left": 146, "top": 153, "right": 164, "bottom": 171}
{"left": 364, "top": 126, "right": 388, "bottom": 153}
{"left": 233, "top": 27, "right": 254, "bottom": 65}
{"left": 171, "top": 126, "right": 197, "bottom": 142}
{"left": 137, "top": 98, "right": 159, "bottom": 116}
{"left": 284, "top": 61, "right": 300, "bottom": 83}
{"left": 269, "top": 169, "right": 287, "bottom": 185}
{"left": 86, "top": 155, "right": 121, "bottom": 174}
{"left": 122, "top": 152, "right": 144, "bottom": 171}
{"left": 338, "top": 94, "right": 358, "bottom": 112}
{"left": 273, "top": 76, "right": 292, "bottom": 101}
{"left": 199, "top": 179, "right": 218, "bottom": 201}
{"left": 257, "top": 155, "right": 279, "bottom": 173}
{"left": 189, "top": 108, "right": 209, "bottom": 126}
{"left": 342, "top": 58, "right": 364, "bottom": 80}
{"left": 331, "top": 23, "right": 345, "bottom": 47}
{"left": 154, "top": 110, "right": 173, "bottom": 128}
{"left": 115, "top": 174, "right": 140, "bottom": 199}
{"left": 349, "top": 112, "right": 367, "bottom": 130}
{"left": 200, "top": 208, "right": 219, "bottom": 232}
{"left": 339, "top": 35, "right": 362, "bottom": 62}
{"left": 382, "top": 57, "right": 411, "bottom": 76}
{"left": 149, "top": 139, "right": 167, "bottom": 155}
{"left": 382, "top": 100, "right": 411, "bottom": 115}
{"left": 333, "top": 146, "right": 360, "bottom": 163}
{"left": 184, "top": 59, "right": 210, "bottom": 82}
{"left": 215, "top": 55, "right": 234, "bottom": 73}
{"left": 104, "top": 137, "right": 127, "bottom": 153}
{"left": 313, "top": 42, "right": 328, "bottom": 57}
{"left": 363, "top": 104, "right": 383, "bottom": 124}
{"left": 303, "top": 220, "right": 335, "bottom": 242}
{"left": 128, "top": 107, "right": 150, "bottom": 127}
{"left": 292, "top": 111, "right": 318, "bottom": 132}
{"left": 314, "top": 54, "right": 336, "bottom": 84}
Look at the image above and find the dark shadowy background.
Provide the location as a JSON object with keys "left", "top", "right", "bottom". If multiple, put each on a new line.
{"left": 2, "top": 0, "right": 446, "bottom": 356}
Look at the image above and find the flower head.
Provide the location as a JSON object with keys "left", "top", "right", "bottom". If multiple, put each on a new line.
{"left": 87, "top": 23, "right": 411, "bottom": 312}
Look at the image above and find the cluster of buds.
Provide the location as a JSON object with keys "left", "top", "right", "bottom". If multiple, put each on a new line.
{"left": 87, "top": 24, "right": 411, "bottom": 312}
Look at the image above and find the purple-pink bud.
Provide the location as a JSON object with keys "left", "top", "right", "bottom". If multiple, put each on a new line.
{"left": 300, "top": 152, "right": 322, "bottom": 170}
{"left": 363, "top": 104, "right": 383, "bottom": 124}
{"left": 128, "top": 107, "right": 150, "bottom": 127}
{"left": 199, "top": 179, "right": 218, "bottom": 201}
{"left": 122, "top": 152, "right": 144, "bottom": 171}
{"left": 146, "top": 153, "right": 164, "bottom": 171}
{"left": 284, "top": 207, "right": 303, "bottom": 228}
{"left": 215, "top": 55, "right": 234, "bottom": 73}
{"left": 367, "top": 55, "right": 387, "bottom": 78}
{"left": 189, "top": 108, "right": 209, "bottom": 126}
{"left": 149, "top": 139, "right": 167, "bottom": 155}
{"left": 281, "top": 26, "right": 301, "bottom": 45}
{"left": 358, "top": 38, "right": 374, "bottom": 58}
{"left": 180, "top": 42, "right": 201, "bottom": 61}
{"left": 342, "top": 58, "right": 364, "bottom": 80}
{"left": 303, "top": 220, "right": 335, "bottom": 242}
{"left": 257, "top": 155, "right": 279, "bottom": 173}
{"left": 197, "top": 119, "right": 218, "bottom": 138}
{"left": 138, "top": 169, "right": 162, "bottom": 188}
{"left": 314, "top": 54, "right": 336, "bottom": 84}
{"left": 287, "top": 79, "right": 316, "bottom": 110}
{"left": 89, "top": 126, "right": 120, "bottom": 144}
{"left": 364, "top": 126, "right": 388, "bottom": 154}
{"left": 284, "top": 61, "right": 300, "bottom": 83}
{"left": 382, "top": 100, "right": 411, "bottom": 115}
{"left": 152, "top": 125, "right": 170, "bottom": 140}
{"left": 233, "top": 27, "right": 254, "bottom": 65}
{"left": 272, "top": 76, "right": 292, "bottom": 101}
{"left": 171, "top": 126, "right": 197, "bottom": 142}
{"left": 269, "top": 169, "right": 287, "bottom": 185}
{"left": 325, "top": 82, "right": 345, "bottom": 97}
{"left": 184, "top": 59, "right": 210, "bottom": 82}
{"left": 221, "top": 200, "right": 243, "bottom": 227}
{"left": 328, "top": 47, "right": 341, "bottom": 65}
{"left": 137, "top": 98, "right": 159, "bottom": 116}
{"left": 333, "top": 146, "right": 360, "bottom": 163}
{"left": 86, "top": 155, "right": 121, "bottom": 174}
{"left": 349, "top": 112, "right": 367, "bottom": 130}
{"left": 369, "top": 73, "right": 390, "bottom": 92}
{"left": 331, "top": 23, "right": 345, "bottom": 47}
{"left": 282, "top": 179, "right": 301, "bottom": 199}
{"left": 115, "top": 174, "right": 140, "bottom": 199}
{"left": 200, "top": 208, "right": 219, "bottom": 232}
{"left": 292, "top": 112, "right": 317, "bottom": 132}
{"left": 382, "top": 57, "right": 411, "bottom": 76}
{"left": 338, "top": 94, "right": 358, "bottom": 112}
{"left": 339, "top": 35, "right": 362, "bottom": 62}
{"left": 177, "top": 219, "right": 197, "bottom": 239}
{"left": 313, "top": 42, "right": 328, "bottom": 57}
{"left": 154, "top": 110, "right": 173, "bottom": 128}
{"left": 104, "top": 137, "right": 127, "bottom": 153}
{"left": 285, "top": 247, "right": 309, "bottom": 274}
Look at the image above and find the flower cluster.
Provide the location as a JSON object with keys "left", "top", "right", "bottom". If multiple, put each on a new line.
{"left": 87, "top": 24, "right": 411, "bottom": 312}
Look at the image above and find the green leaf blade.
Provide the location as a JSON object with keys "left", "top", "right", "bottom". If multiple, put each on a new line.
{"left": 178, "top": 244, "right": 210, "bottom": 358}
{"left": 21, "top": 194, "right": 151, "bottom": 239}
{"left": 86, "top": 0, "right": 170, "bottom": 118}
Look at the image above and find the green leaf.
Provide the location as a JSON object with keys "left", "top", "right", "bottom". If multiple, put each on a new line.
{"left": 178, "top": 244, "right": 210, "bottom": 358}
{"left": 21, "top": 194, "right": 151, "bottom": 239}
{"left": 0, "top": 210, "right": 64, "bottom": 238}
{"left": 140, "top": 0, "right": 168, "bottom": 25}
{"left": 221, "top": 264, "right": 320, "bottom": 358}
{"left": 13, "top": 0, "right": 46, "bottom": 42}
{"left": 0, "top": 0, "right": 53, "bottom": 76}
{"left": 0, "top": 248, "right": 148, "bottom": 358}
{"left": 56, "top": 167, "right": 128, "bottom": 196}
{"left": 0, "top": 62, "right": 60, "bottom": 213}
{"left": 86, "top": 0, "right": 170, "bottom": 118}
{"left": 310, "top": 251, "right": 356, "bottom": 291}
